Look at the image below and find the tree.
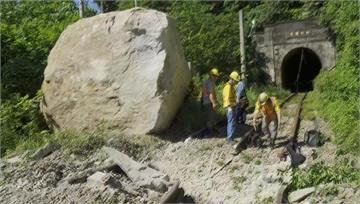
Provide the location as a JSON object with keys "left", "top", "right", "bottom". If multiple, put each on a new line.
{"left": 1, "top": 0, "right": 79, "bottom": 98}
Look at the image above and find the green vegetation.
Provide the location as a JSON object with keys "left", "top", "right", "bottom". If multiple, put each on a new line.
{"left": 242, "top": 152, "right": 254, "bottom": 164}
{"left": 0, "top": 92, "right": 50, "bottom": 156}
{"left": 233, "top": 175, "right": 246, "bottom": 192}
{"left": 52, "top": 130, "right": 105, "bottom": 156}
{"left": 319, "top": 185, "right": 339, "bottom": 197}
{"left": 312, "top": 1, "right": 359, "bottom": 153}
{"left": 246, "top": 85, "right": 290, "bottom": 109}
{"left": 1, "top": 0, "right": 80, "bottom": 98}
{"left": 290, "top": 161, "right": 360, "bottom": 191}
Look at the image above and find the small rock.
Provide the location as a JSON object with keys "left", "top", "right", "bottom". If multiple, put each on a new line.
{"left": 147, "top": 190, "right": 161, "bottom": 202}
{"left": 149, "top": 179, "right": 168, "bottom": 193}
{"left": 161, "top": 174, "right": 170, "bottom": 182}
{"left": 184, "top": 137, "right": 192, "bottom": 144}
{"left": 339, "top": 188, "right": 354, "bottom": 199}
{"left": 0, "top": 161, "right": 5, "bottom": 169}
{"left": 353, "top": 158, "right": 360, "bottom": 170}
{"left": 289, "top": 187, "right": 316, "bottom": 203}
{"left": 276, "top": 161, "right": 291, "bottom": 171}
{"left": 31, "top": 143, "right": 60, "bottom": 160}
{"left": 87, "top": 171, "right": 112, "bottom": 186}
{"left": 7, "top": 156, "right": 22, "bottom": 164}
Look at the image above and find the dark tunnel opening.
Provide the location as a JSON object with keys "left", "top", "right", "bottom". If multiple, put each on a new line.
{"left": 281, "top": 47, "right": 322, "bottom": 92}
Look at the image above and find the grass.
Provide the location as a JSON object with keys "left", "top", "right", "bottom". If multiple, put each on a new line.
{"left": 261, "top": 197, "right": 274, "bottom": 204}
{"left": 229, "top": 164, "right": 240, "bottom": 173}
{"left": 242, "top": 152, "right": 254, "bottom": 164}
{"left": 233, "top": 175, "right": 247, "bottom": 192}
{"left": 255, "top": 159, "right": 261, "bottom": 165}
{"left": 198, "top": 142, "right": 213, "bottom": 152}
{"left": 5, "top": 126, "right": 164, "bottom": 160}
{"left": 319, "top": 185, "right": 339, "bottom": 197}
{"left": 301, "top": 92, "right": 319, "bottom": 120}
{"left": 51, "top": 130, "right": 106, "bottom": 156}
{"left": 289, "top": 161, "right": 360, "bottom": 191}
{"left": 5, "top": 131, "right": 51, "bottom": 158}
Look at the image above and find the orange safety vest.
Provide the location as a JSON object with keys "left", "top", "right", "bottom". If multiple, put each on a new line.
{"left": 256, "top": 97, "right": 279, "bottom": 121}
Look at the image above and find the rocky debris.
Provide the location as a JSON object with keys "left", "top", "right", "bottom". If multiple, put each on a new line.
{"left": 0, "top": 149, "right": 147, "bottom": 203}
{"left": 102, "top": 147, "right": 169, "bottom": 193}
{"left": 87, "top": 171, "right": 119, "bottom": 187}
{"left": 64, "top": 163, "right": 120, "bottom": 184}
{"left": 31, "top": 143, "right": 60, "bottom": 160}
{"left": 288, "top": 187, "right": 315, "bottom": 203}
{"left": 152, "top": 138, "right": 293, "bottom": 204}
{"left": 299, "top": 183, "right": 360, "bottom": 203}
{"left": 6, "top": 155, "right": 23, "bottom": 164}
{"left": 41, "top": 8, "right": 191, "bottom": 135}
{"left": 160, "top": 181, "right": 184, "bottom": 204}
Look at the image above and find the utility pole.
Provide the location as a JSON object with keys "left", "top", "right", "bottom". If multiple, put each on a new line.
{"left": 134, "top": 0, "right": 137, "bottom": 7}
{"left": 239, "top": 10, "right": 246, "bottom": 77}
{"left": 79, "top": 0, "right": 84, "bottom": 18}
{"left": 100, "top": 0, "right": 104, "bottom": 14}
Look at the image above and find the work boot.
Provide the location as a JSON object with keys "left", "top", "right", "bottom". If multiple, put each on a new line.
{"left": 270, "top": 139, "right": 275, "bottom": 149}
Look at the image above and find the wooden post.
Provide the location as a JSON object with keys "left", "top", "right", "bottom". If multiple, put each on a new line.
{"left": 239, "top": 10, "right": 246, "bottom": 77}
{"left": 79, "top": 0, "right": 84, "bottom": 18}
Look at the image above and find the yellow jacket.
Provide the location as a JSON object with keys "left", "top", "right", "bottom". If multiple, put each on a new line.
{"left": 223, "top": 83, "right": 236, "bottom": 108}
{"left": 255, "top": 97, "right": 280, "bottom": 121}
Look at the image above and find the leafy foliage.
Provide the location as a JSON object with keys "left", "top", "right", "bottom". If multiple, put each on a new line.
{"left": 169, "top": 1, "right": 241, "bottom": 75}
{"left": 290, "top": 161, "right": 360, "bottom": 190}
{"left": 311, "top": 1, "right": 359, "bottom": 153}
{"left": 0, "top": 92, "right": 50, "bottom": 155}
{"left": 1, "top": 0, "right": 79, "bottom": 98}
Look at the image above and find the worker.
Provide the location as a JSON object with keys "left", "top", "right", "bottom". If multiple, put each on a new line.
{"left": 223, "top": 71, "right": 241, "bottom": 144}
{"left": 235, "top": 73, "right": 248, "bottom": 124}
{"left": 252, "top": 92, "right": 281, "bottom": 148}
{"left": 201, "top": 68, "right": 220, "bottom": 133}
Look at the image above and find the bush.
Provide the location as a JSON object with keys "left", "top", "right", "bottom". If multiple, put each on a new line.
{"left": 0, "top": 92, "right": 50, "bottom": 156}
{"left": 311, "top": 1, "right": 360, "bottom": 154}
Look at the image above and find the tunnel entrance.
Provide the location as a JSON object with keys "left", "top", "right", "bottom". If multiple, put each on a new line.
{"left": 281, "top": 47, "right": 322, "bottom": 92}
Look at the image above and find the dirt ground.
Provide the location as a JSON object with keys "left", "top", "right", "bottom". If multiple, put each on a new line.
{"left": 1, "top": 98, "right": 359, "bottom": 204}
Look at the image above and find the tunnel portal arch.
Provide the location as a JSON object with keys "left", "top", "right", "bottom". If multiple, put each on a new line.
{"left": 254, "top": 20, "right": 336, "bottom": 90}
{"left": 281, "top": 47, "right": 322, "bottom": 92}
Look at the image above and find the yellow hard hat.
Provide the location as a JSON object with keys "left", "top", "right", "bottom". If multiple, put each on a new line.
{"left": 259, "top": 92, "right": 269, "bottom": 105}
{"left": 229, "top": 71, "right": 241, "bottom": 81}
{"left": 210, "top": 68, "right": 220, "bottom": 77}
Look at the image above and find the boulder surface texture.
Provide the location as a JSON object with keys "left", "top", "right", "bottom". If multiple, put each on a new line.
{"left": 41, "top": 8, "right": 191, "bottom": 134}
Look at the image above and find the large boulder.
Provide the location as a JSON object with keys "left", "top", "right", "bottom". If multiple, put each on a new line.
{"left": 41, "top": 8, "right": 191, "bottom": 134}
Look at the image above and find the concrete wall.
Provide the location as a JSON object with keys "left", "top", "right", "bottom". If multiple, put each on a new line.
{"left": 254, "top": 20, "right": 336, "bottom": 85}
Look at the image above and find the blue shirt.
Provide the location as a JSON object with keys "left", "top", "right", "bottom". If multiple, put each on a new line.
{"left": 236, "top": 81, "right": 246, "bottom": 100}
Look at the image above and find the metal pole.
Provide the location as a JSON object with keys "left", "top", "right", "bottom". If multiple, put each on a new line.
{"left": 239, "top": 10, "right": 246, "bottom": 77}
{"left": 134, "top": 0, "right": 137, "bottom": 7}
{"left": 79, "top": 0, "right": 84, "bottom": 18}
{"left": 100, "top": 0, "right": 104, "bottom": 14}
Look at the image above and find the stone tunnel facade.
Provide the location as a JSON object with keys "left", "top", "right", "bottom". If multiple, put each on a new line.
{"left": 254, "top": 20, "right": 336, "bottom": 91}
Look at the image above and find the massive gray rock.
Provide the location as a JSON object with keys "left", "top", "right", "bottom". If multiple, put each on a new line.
{"left": 41, "top": 8, "right": 191, "bottom": 134}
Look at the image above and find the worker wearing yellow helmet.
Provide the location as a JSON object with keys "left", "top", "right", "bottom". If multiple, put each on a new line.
{"left": 223, "top": 71, "right": 241, "bottom": 144}
{"left": 252, "top": 92, "right": 281, "bottom": 148}
{"left": 201, "top": 68, "right": 220, "bottom": 133}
